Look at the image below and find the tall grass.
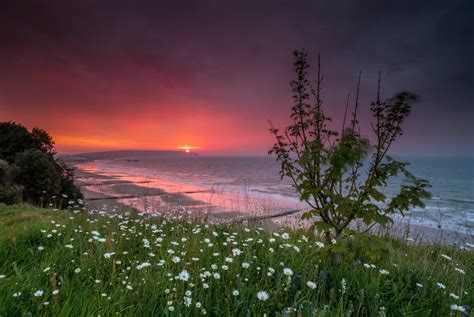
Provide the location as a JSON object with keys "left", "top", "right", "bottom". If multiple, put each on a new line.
{"left": 0, "top": 203, "right": 472, "bottom": 316}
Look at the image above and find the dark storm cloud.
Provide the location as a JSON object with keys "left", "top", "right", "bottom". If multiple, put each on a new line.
{"left": 0, "top": 0, "right": 472, "bottom": 154}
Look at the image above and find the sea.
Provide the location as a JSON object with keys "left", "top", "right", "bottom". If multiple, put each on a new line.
{"left": 75, "top": 153, "right": 473, "bottom": 232}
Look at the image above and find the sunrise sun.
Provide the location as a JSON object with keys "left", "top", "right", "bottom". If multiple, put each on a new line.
{"left": 178, "top": 145, "right": 199, "bottom": 153}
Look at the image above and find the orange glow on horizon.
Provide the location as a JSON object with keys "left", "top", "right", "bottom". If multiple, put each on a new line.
{"left": 54, "top": 135, "right": 127, "bottom": 148}
{"left": 7, "top": 109, "right": 273, "bottom": 154}
{"left": 54, "top": 136, "right": 207, "bottom": 153}
{"left": 178, "top": 145, "right": 200, "bottom": 153}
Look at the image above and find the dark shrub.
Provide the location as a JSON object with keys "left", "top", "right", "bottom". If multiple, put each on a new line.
{"left": 57, "top": 159, "right": 83, "bottom": 201}
{"left": 14, "top": 150, "right": 61, "bottom": 204}
{"left": 0, "top": 159, "right": 22, "bottom": 204}
{"left": 0, "top": 185, "right": 22, "bottom": 205}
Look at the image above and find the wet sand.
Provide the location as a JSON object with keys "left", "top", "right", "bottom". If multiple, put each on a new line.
{"left": 74, "top": 166, "right": 248, "bottom": 222}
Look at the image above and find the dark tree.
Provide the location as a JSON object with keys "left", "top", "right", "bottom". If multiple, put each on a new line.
{"left": 0, "top": 121, "right": 83, "bottom": 206}
{"left": 32, "top": 127, "right": 56, "bottom": 156}
{"left": 0, "top": 122, "right": 55, "bottom": 162}
{"left": 0, "top": 122, "right": 37, "bottom": 163}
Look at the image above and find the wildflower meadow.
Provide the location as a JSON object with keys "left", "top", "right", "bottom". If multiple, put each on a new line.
{"left": 0, "top": 203, "right": 472, "bottom": 316}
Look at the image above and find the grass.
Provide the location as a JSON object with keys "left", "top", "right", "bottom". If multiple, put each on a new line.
{"left": 0, "top": 203, "right": 472, "bottom": 316}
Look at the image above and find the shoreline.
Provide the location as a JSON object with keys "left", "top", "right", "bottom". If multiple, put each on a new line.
{"left": 72, "top": 165, "right": 473, "bottom": 246}
{"left": 73, "top": 166, "right": 255, "bottom": 224}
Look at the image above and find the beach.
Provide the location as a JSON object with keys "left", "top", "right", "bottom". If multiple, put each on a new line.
{"left": 73, "top": 166, "right": 254, "bottom": 224}
{"left": 72, "top": 158, "right": 473, "bottom": 246}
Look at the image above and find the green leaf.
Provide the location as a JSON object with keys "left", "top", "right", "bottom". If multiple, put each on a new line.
{"left": 312, "top": 221, "right": 332, "bottom": 231}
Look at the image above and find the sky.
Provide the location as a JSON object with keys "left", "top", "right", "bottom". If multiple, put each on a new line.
{"left": 0, "top": 0, "right": 472, "bottom": 156}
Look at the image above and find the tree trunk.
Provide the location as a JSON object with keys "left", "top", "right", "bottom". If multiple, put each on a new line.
{"left": 326, "top": 230, "right": 342, "bottom": 265}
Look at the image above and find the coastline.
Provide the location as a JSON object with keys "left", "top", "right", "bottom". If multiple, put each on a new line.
{"left": 72, "top": 165, "right": 473, "bottom": 246}
{"left": 73, "top": 166, "right": 253, "bottom": 224}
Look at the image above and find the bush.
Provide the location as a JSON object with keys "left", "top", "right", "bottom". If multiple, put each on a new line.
{"left": 13, "top": 150, "right": 61, "bottom": 204}
{"left": 0, "top": 185, "right": 22, "bottom": 205}
{"left": 0, "top": 160, "right": 22, "bottom": 204}
{"left": 0, "top": 160, "right": 11, "bottom": 182}
{"left": 57, "top": 159, "right": 83, "bottom": 201}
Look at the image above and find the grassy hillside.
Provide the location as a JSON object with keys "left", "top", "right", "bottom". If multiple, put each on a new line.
{"left": 0, "top": 204, "right": 472, "bottom": 316}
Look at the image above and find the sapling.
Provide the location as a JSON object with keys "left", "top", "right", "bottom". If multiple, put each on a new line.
{"left": 269, "top": 50, "right": 431, "bottom": 263}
